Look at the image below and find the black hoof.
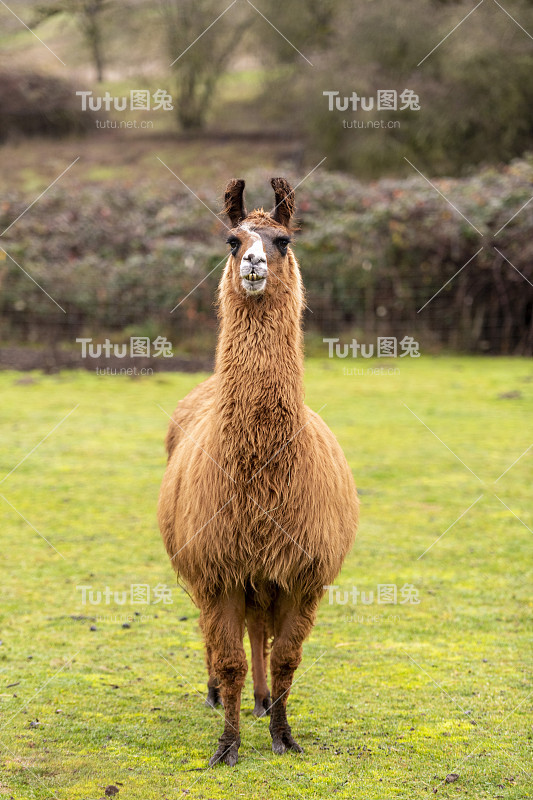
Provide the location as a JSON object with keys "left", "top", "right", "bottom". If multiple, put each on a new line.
{"left": 271, "top": 730, "right": 303, "bottom": 755}
{"left": 205, "top": 686, "right": 223, "bottom": 709}
{"left": 208, "top": 740, "right": 239, "bottom": 767}
{"left": 253, "top": 693, "right": 271, "bottom": 717}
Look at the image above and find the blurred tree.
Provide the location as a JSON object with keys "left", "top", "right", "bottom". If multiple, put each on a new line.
{"left": 257, "top": 0, "right": 340, "bottom": 62}
{"left": 255, "top": 0, "right": 533, "bottom": 178}
{"left": 159, "top": 0, "right": 251, "bottom": 130}
{"left": 32, "top": 1, "right": 110, "bottom": 81}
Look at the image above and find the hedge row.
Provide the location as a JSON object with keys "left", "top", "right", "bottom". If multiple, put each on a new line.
{"left": 0, "top": 71, "right": 97, "bottom": 141}
{"left": 1, "top": 159, "right": 532, "bottom": 354}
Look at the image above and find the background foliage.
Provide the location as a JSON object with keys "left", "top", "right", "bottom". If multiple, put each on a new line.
{"left": 1, "top": 0, "right": 533, "bottom": 354}
{"left": 2, "top": 0, "right": 533, "bottom": 175}
{"left": 1, "top": 159, "right": 532, "bottom": 354}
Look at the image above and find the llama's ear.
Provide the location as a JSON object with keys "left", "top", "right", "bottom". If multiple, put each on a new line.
{"left": 270, "top": 177, "right": 295, "bottom": 228}
{"left": 223, "top": 179, "right": 247, "bottom": 227}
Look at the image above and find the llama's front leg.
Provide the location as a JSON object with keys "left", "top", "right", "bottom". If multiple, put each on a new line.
{"left": 203, "top": 589, "right": 247, "bottom": 766}
{"left": 269, "top": 592, "right": 318, "bottom": 755}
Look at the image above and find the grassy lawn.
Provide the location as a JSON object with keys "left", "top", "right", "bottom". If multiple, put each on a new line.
{"left": 0, "top": 357, "right": 531, "bottom": 799}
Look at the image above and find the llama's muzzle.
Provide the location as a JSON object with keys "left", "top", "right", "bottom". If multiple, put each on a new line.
{"left": 240, "top": 250, "right": 267, "bottom": 294}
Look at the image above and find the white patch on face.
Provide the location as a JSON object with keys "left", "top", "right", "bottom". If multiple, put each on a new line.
{"left": 240, "top": 224, "right": 267, "bottom": 267}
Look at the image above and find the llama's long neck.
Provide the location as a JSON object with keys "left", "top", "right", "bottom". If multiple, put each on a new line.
{"left": 213, "top": 262, "right": 305, "bottom": 471}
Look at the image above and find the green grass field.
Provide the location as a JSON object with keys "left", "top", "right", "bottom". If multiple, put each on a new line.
{"left": 0, "top": 357, "right": 531, "bottom": 799}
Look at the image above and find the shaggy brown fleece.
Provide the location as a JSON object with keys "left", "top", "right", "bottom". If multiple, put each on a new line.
{"left": 158, "top": 177, "right": 358, "bottom": 766}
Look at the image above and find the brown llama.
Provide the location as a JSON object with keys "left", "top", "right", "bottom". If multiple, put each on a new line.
{"left": 158, "top": 177, "right": 358, "bottom": 766}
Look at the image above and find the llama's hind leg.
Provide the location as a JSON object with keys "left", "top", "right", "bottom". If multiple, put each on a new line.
{"left": 269, "top": 591, "right": 318, "bottom": 755}
{"left": 200, "top": 614, "right": 222, "bottom": 709}
{"left": 246, "top": 607, "right": 271, "bottom": 717}
{"left": 202, "top": 589, "right": 247, "bottom": 767}
{"left": 204, "top": 644, "right": 223, "bottom": 709}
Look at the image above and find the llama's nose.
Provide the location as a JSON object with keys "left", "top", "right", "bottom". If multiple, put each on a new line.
{"left": 244, "top": 252, "right": 266, "bottom": 268}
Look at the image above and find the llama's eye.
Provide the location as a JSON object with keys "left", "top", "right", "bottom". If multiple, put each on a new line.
{"left": 275, "top": 238, "right": 290, "bottom": 254}
{"left": 226, "top": 237, "right": 240, "bottom": 254}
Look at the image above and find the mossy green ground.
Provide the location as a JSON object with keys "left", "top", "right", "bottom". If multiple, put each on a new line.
{"left": 0, "top": 357, "right": 531, "bottom": 799}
